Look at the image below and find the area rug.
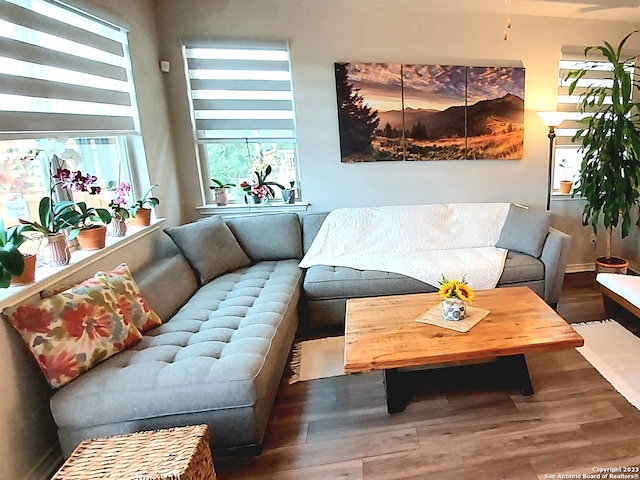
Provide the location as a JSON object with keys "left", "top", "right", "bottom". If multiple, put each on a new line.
{"left": 289, "top": 336, "right": 345, "bottom": 384}
{"left": 573, "top": 319, "right": 640, "bottom": 410}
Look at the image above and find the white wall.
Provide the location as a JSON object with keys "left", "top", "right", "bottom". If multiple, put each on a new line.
{"left": 154, "top": 0, "right": 640, "bottom": 267}
{"left": 0, "top": 1, "right": 180, "bottom": 479}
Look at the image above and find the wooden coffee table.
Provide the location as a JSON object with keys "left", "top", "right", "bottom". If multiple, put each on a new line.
{"left": 344, "top": 287, "right": 584, "bottom": 413}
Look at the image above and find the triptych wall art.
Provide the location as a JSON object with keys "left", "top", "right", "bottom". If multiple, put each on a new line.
{"left": 334, "top": 63, "right": 525, "bottom": 162}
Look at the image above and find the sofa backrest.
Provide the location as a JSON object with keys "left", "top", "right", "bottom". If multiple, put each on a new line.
{"left": 135, "top": 254, "right": 199, "bottom": 322}
{"left": 301, "top": 212, "right": 329, "bottom": 254}
{"left": 225, "top": 213, "right": 303, "bottom": 261}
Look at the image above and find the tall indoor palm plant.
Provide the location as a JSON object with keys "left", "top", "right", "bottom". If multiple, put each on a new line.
{"left": 566, "top": 31, "right": 640, "bottom": 272}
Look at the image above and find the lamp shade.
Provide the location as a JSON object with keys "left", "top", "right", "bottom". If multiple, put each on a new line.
{"left": 537, "top": 111, "right": 566, "bottom": 128}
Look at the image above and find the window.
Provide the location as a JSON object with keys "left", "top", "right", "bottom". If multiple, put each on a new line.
{"left": 183, "top": 39, "right": 298, "bottom": 204}
{"left": 0, "top": 0, "right": 142, "bottom": 226}
{"left": 554, "top": 49, "right": 636, "bottom": 191}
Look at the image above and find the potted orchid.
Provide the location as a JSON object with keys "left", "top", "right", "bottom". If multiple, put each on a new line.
{"left": 239, "top": 164, "right": 284, "bottom": 205}
{"left": 20, "top": 164, "right": 110, "bottom": 262}
{"left": 210, "top": 178, "right": 236, "bottom": 206}
{"left": 129, "top": 184, "right": 159, "bottom": 226}
{"left": 108, "top": 182, "right": 131, "bottom": 237}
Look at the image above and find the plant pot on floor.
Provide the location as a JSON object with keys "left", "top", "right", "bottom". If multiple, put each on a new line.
{"left": 595, "top": 256, "right": 629, "bottom": 275}
{"left": 76, "top": 225, "right": 107, "bottom": 250}
{"left": 10, "top": 254, "right": 36, "bottom": 286}
{"left": 129, "top": 208, "right": 152, "bottom": 227}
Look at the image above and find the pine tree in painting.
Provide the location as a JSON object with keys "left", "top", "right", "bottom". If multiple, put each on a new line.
{"left": 334, "top": 63, "right": 380, "bottom": 160}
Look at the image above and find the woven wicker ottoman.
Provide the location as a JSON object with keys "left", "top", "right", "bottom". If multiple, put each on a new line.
{"left": 51, "top": 425, "right": 216, "bottom": 480}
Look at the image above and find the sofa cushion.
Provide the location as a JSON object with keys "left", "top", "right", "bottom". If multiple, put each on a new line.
{"left": 136, "top": 255, "right": 199, "bottom": 322}
{"left": 100, "top": 263, "right": 162, "bottom": 332}
{"left": 301, "top": 212, "right": 329, "bottom": 254}
{"left": 2, "top": 275, "right": 142, "bottom": 388}
{"left": 498, "top": 251, "right": 545, "bottom": 284}
{"left": 496, "top": 204, "right": 551, "bottom": 258}
{"left": 303, "top": 265, "right": 436, "bottom": 300}
{"left": 50, "top": 260, "right": 302, "bottom": 431}
{"left": 164, "top": 216, "right": 251, "bottom": 284}
{"left": 225, "top": 213, "right": 302, "bottom": 261}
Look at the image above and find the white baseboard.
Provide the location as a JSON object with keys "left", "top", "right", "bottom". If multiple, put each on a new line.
{"left": 26, "top": 443, "right": 63, "bottom": 480}
{"left": 566, "top": 260, "right": 640, "bottom": 274}
{"left": 566, "top": 263, "right": 595, "bottom": 273}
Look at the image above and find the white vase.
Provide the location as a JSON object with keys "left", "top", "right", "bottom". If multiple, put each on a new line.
{"left": 108, "top": 217, "right": 127, "bottom": 237}
{"left": 214, "top": 188, "right": 228, "bottom": 206}
{"left": 41, "top": 233, "right": 70, "bottom": 267}
{"left": 441, "top": 298, "right": 466, "bottom": 321}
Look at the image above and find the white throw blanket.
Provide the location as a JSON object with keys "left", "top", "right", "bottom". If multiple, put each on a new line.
{"left": 299, "top": 203, "right": 510, "bottom": 290}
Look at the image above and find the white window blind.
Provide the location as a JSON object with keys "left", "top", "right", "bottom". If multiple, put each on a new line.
{"left": 0, "top": 0, "right": 138, "bottom": 139}
{"left": 556, "top": 48, "right": 635, "bottom": 146}
{"left": 183, "top": 38, "right": 296, "bottom": 142}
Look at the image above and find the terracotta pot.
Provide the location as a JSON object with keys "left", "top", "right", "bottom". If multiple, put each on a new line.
{"left": 42, "top": 233, "right": 70, "bottom": 267}
{"left": 595, "top": 256, "right": 629, "bottom": 275}
{"left": 76, "top": 225, "right": 107, "bottom": 250}
{"left": 129, "top": 208, "right": 152, "bottom": 227}
{"left": 559, "top": 180, "right": 573, "bottom": 194}
{"left": 10, "top": 254, "right": 36, "bottom": 286}
{"left": 108, "top": 217, "right": 127, "bottom": 237}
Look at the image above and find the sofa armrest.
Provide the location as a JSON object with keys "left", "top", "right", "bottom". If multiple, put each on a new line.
{"left": 540, "top": 227, "right": 571, "bottom": 306}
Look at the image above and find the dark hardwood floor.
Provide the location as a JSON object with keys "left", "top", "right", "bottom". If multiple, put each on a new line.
{"left": 215, "top": 273, "right": 640, "bottom": 479}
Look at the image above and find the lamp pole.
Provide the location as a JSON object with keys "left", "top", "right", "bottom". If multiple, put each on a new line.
{"left": 545, "top": 126, "right": 556, "bottom": 211}
{"left": 536, "top": 112, "right": 565, "bottom": 211}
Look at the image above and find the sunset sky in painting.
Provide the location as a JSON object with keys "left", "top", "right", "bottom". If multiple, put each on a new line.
{"left": 345, "top": 63, "right": 525, "bottom": 112}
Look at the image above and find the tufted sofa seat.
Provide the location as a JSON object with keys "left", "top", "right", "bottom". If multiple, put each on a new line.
{"left": 50, "top": 214, "right": 303, "bottom": 457}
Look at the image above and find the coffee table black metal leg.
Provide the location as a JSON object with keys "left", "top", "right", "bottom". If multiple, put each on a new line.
{"left": 498, "top": 354, "right": 534, "bottom": 396}
{"left": 383, "top": 368, "right": 413, "bottom": 413}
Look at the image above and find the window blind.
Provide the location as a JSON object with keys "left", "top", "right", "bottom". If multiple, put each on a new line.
{"left": 0, "top": 0, "right": 138, "bottom": 139}
{"left": 556, "top": 48, "right": 635, "bottom": 146}
{"left": 183, "top": 38, "right": 296, "bottom": 142}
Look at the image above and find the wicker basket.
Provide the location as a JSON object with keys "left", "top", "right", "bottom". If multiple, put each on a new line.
{"left": 52, "top": 425, "right": 216, "bottom": 480}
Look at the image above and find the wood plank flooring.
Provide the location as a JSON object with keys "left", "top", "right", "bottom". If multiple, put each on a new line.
{"left": 215, "top": 273, "right": 640, "bottom": 479}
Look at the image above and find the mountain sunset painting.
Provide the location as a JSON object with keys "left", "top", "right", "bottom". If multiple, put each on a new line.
{"left": 335, "top": 62, "right": 525, "bottom": 162}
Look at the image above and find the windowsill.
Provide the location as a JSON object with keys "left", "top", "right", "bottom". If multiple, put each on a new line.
{"left": 196, "top": 201, "right": 310, "bottom": 217}
{"left": 551, "top": 192, "right": 584, "bottom": 201}
{"left": 0, "top": 219, "right": 165, "bottom": 310}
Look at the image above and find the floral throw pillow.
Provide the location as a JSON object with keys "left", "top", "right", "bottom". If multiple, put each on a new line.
{"left": 99, "top": 263, "right": 162, "bottom": 332}
{"left": 1, "top": 275, "right": 142, "bottom": 388}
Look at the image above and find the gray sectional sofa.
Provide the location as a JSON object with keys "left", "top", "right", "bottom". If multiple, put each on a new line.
{"left": 47, "top": 206, "right": 571, "bottom": 457}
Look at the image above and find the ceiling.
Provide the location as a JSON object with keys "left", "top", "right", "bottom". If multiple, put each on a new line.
{"left": 440, "top": 0, "right": 640, "bottom": 23}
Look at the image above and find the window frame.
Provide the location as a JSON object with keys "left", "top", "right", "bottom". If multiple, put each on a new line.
{"left": 182, "top": 38, "right": 300, "bottom": 207}
{"left": 553, "top": 48, "right": 638, "bottom": 195}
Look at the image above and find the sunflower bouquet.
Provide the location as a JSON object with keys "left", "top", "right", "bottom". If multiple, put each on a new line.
{"left": 438, "top": 276, "right": 475, "bottom": 304}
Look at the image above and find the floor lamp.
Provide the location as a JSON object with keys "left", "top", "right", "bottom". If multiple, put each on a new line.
{"left": 536, "top": 111, "right": 566, "bottom": 210}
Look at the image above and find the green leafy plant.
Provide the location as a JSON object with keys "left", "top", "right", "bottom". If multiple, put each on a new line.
{"left": 558, "top": 158, "right": 572, "bottom": 181}
{"left": 130, "top": 184, "right": 160, "bottom": 216}
{"left": 19, "top": 167, "right": 110, "bottom": 239}
{"left": 0, "top": 219, "right": 29, "bottom": 288}
{"left": 210, "top": 178, "right": 236, "bottom": 190}
{"left": 565, "top": 30, "right": 640, "bottom": 263}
